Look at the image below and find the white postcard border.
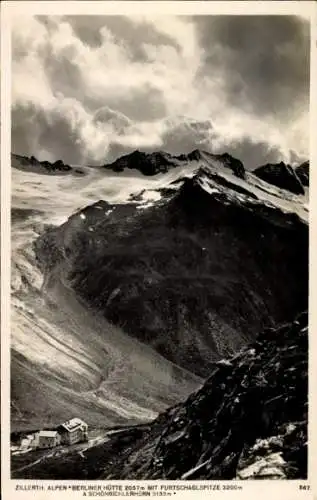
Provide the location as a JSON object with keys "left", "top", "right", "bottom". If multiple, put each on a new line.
{"left": 1, "top": 2, "right": 317, "bottom": 499}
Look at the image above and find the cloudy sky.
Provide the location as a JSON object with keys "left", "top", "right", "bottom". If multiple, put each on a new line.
{"left": 11, "top": 14, "right": 310, "bottom": 169}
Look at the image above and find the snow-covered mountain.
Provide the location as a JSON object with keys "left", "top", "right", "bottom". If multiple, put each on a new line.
{"left": 10, "top": 148, "right": 308, "bottom": 479}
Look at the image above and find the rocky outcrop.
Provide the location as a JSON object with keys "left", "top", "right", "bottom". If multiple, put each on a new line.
{"left": 253, "top": 161, "right": 305, "bottom": 195}
{"left": 11, "top": 154, "right": 75, "bottom": 175}
{"left": 210, "top": 152, "right": 245, "bottom": 179}
{"left": 100, "top": 312, "right": 308, "bottom": 480}
{"left": 104, "top": 149, "right": 246, "bottom": 179}
{"left": 104, "top": 150, "right": 176, "bottom": 175}
{"left": 295, "top": 161, "right": 309, "bottom": 187}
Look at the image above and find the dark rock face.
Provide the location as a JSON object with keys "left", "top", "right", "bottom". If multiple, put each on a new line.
{"left": 52, "top": 159, "right": 72, "bottom": 171}
{"left": 101, "top": 312, "right": 308, "bottom": 480}
{"left": 12, "top": 154, "right": 72, "bottom": 173}
{"left": 253, "top": 162, "right": 305, "bottom": 195}
{"left": 104, "top": 149, "right": 246, "bottom": 179}
{"left": 34, "top": 166, "right": 308, "bottom": 378}
{"left": 187, "top": 149, "right": 202, "bottom": 162}
{"left": 104, "top": 150, "right": 175, "bottom": 175}
{"left": 295, "top": 161, "right": 309, "bottom": 187}
{"left": 212, "top": 152, "right": 246, "bottom": 179}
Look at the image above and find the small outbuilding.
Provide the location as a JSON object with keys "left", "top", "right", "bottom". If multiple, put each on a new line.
{"left": 38, "top": 430, "right": 61, "bottom": 449}
{"left": 20, "top": 437, "right": 33, "bottom": 451}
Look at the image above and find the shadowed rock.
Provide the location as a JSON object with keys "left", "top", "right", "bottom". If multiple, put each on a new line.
{"left": 253, "top": 161, "right": 305, "bottom": 195}
{"left": 104, "top": 149, "right": 246, "bottom": 179}
{"left": 295, "top": 161, "right": 309, "bottom": 187}
{"left": 12, "top": 153, "right": 73, "bottom": 175}
{"left": 100, "top": 312, "right": 308, "bottom": 480}
{"left": 104, "top": 150, "right": 175, "bottom": 176}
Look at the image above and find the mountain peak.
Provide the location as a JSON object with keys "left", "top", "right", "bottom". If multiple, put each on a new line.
{"left": 104, "top": 150, "right": 175, "bottom": 175}
{"left": 187, "top": 149, "right": 203, "bottom": 161}
{"left": 211, "top": 152, "right": 245, "bottom": 179}
{"left": 11, "top": 153, "right": 73, "bottom": 174}
{"left": 253, "top": 162, "right": 305, "bottom": 195}
{"left": 295, "top": 161, "right": 309, "bottom": 187}
{"left": 104, "top": 148, "right": 246, "bottom": 180}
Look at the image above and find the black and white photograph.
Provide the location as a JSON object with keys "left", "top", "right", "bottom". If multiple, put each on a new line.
{"left": 2, "top": 2, "right": 313, "bottom": 487}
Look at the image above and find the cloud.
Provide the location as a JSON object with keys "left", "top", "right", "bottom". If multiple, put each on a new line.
{"left": 12, "top": 99, "right": 91, "bottom": 165}
{"left": 62, "top": 15, "right": 182, "bottom": 57}
{"left": 193, "top": 16, "right": 310, "bottom": 118}
{"left": 11, "top": 15, "right": 310, "bottom": 169}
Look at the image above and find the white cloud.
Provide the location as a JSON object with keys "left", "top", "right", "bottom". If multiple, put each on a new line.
{"left": 11, "top": 15, "right": 309, "bottom": 169}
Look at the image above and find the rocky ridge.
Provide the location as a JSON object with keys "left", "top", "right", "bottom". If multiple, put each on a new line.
{"left": 100, "top": 311, "right": 308, "bottom": 480}
{"left": 11, "top": 153, "right": 85, "bottom": 176}
{"left": 253, "top": 161, "right": 307, "bottom": 195}
{"left": 295, "top": 161, "right": 309, "bottom": 187}
{"left": 103, "top": 149, "right": 246, "bottom": 179}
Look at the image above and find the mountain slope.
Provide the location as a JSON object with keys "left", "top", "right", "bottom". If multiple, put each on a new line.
{"left": 13, "top": 311, "right": 307, "bottom": 480}
{"left": 10, "top": 157, "right": 204, "bottom": 431}
{"left": 295, "top": 161, "right": 309, "bottom": 187}
{"left": 11, "top": 153, "right": 85, "bottom": 176}
{"left": 100, "top": 311, "right": 308, "bottom": 480}
{"left": 103, "top": 149, "right": 245, "bottom": 178}
{"left": 34, "top": 153, "right": 308, "bottom": 378}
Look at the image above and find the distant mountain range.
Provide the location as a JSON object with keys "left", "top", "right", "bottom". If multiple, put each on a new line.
{"left": 12, "top": 150, "right": 309, "bottom": 196}
{"left": 102, "top": 149, "right": 246, "bottom": 179}
{"left": 11, "top": 154, "right": 85, "bottom": 176}
{"left": 102, "top": 149, "right": 309, "bottom": 195}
